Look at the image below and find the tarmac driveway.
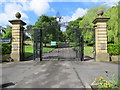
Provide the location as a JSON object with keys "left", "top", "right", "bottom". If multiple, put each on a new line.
{"left": 0, "top": 60, "right": 118, "bottom": 88}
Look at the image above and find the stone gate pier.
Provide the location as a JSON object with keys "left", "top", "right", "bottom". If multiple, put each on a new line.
{"left": 9, "top": 12, "right": 26, "bottom": 61}
{"left": 93, "top": 9, "right": 110, "bottom": 61}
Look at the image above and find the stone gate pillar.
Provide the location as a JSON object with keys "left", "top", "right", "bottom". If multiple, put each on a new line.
{"left": 92, "top": 9, "right": 110, "bottom": 61}
{"left": 9, "top": 12, "right": 26, "bottom": 61}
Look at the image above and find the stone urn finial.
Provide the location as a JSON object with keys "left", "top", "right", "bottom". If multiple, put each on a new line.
{"left": 15, "top": 12, "right": 21, "bottom": 19}
{"left": 97, "top": 9, "right": 104, "bottom": 17}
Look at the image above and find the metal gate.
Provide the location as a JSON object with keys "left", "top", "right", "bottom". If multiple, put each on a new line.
{"left": 33, "top": 28, "right": 85, "bottom": 61}
{"left": 73, "top": 28, "right": 84, "bottom": 61}
{"left": 33, "top": 29, "right": 43, "bottom": 61}
{"left": 24, "top": 26, "right": 95, "bottom": 61}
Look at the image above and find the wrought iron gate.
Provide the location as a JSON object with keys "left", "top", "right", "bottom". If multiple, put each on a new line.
{"left": 73, "top": 28, "right": 84, "bottom": 61}
{"left": 33, "top": 29, "right": 85, "bottom": 61}
{"left": 32, "top": 27, "right": 95, "bottom": 61}
{"left": 33, "top": 29, "right": 43, "bottom": 61}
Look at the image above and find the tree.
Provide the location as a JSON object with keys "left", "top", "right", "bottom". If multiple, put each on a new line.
{"left": 65, "top": 17, "right": 83, "bottom": 42}
{"left": 79, "top": 5, "right": 109, "bottom": 45}
{"left": 26, "top": 25, "right": 33, "bottom": 30}
{"left": 65, "top": 5, "right": 111, "bottom": 45}
{"left": 2, "top": 28, "right": 12, "bottom": 38}
{"left": 104, "top": 5, "right": 119, "bottom": 43}
{"left": 33, "top": 15, "right": 63, "bottom": 46}
{"left": 80, "top": 5, "right": 108, "bottom": 28}
{"left": 80, "top": 5, "right": 119, "bottom": 44}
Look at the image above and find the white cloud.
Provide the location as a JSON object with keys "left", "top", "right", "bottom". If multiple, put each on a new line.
{"left": 70, "top": 8, "right": 87, "bottom": 21}
{"left": 60, "top": 8, "right": 87, "bottom": 31}
{"left": 103, "top": 0, "right": 119, "bottom": 7}
{"left": 0, "top": 0, "right": 54, "bottom": 25}
{"left": 0, "top": 0, "right": 119, "bottom": 2}
{"left": 0, "top": 0, "right": 6, "bottom": 2}
{"left": 61, "top": 8, "right": 87, "bottom": 23}
{"left": 30, "top": 0, "right": 50, "bottom": 16}
{"left": 63, "top": 16, "right": 71, "bottom": 21}
{"left": 0, "top": 3, "right": 29, "bottom": 25}
{"left": 52, "top": 0, "right": 119, "bottom": 2}
{"left": 0, "top": 0, "right": 119, "bottom": 26}
{"left": 62, "top": 8, "right": 87, "bottom": 23}
{"left": 29, "top": 0, "right": 54, "bottom": 15}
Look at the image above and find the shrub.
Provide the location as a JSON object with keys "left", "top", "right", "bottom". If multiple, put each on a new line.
{"left": 93, "top": 71, "right": 120, "bottom": 89}
{"left": 108, "top": 44, "right": 120, "bottom": 55}
{"left": 1, "top": 43, "right": 11, "bottom": 54}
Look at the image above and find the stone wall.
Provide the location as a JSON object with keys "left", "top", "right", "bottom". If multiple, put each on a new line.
{"left": 110, "top": 55, "right": 120, "bottom": 62}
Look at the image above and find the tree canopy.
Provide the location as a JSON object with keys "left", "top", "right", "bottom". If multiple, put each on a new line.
{"left": 65, "top": 17, "right": 83, "bottom": 42}
{"left": 104, "top": 5, "right": 118, "bottom": 43}
{"left": 32, "top": 15, "right": 64, "bottom": 46}
{"left": 65, "top": 4, "right": 119, "bottom": 45}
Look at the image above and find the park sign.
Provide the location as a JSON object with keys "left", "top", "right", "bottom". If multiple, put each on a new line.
{"left": 51, "top": 41, "right": 56, "bottom": 46}
{"left": 0, "top": 38, "right": 11, "bottom": 43}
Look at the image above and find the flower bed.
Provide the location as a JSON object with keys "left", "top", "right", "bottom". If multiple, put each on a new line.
{"left": 91, "top": 71, "right": 120, "bottom": 90}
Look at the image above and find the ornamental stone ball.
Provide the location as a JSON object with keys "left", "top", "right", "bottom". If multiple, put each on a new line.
{"left": 97, "top": 9, "right": 104, "bottom": 17}
{"left": 15, "top": 12, "right": 21, "bottom": 19}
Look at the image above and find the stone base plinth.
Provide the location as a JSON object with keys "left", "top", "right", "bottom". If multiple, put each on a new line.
{"left": 11, "top": 52, "right": 21, "bottom": 62}
{"left": 111, "top": 55, "right": 120, "bottom": 62}
{"left": 95, "top": 52, "right": 109, "bottom": 62}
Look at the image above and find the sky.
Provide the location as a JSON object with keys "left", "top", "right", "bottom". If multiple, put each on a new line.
{"left": 0, "top": 0, "right": 119, "bottom": 28}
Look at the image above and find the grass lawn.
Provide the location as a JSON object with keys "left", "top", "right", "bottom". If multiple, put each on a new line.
{"left": 69, "top": 42, "right": 75, "bottom": 47}
{"left": 84, "top": 46, "right": 94, "bottom": 57}
{"left": 24, "top": 45, "right": 55, "bottom": 58}
{"left": 43, "top": 46, "right": 55, "bottom": 53}
{"left": 24, "top": 45, "right": 33, "bottom": 58}
{"left": 69, "top": 42, "right": 94, "bottom": 57}
{"left": 24, "top": 43, "right": 94, "bottom": 58}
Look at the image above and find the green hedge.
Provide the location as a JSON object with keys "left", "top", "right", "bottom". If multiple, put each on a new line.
{"left": 108, "top": 44, "right": 120, "bottom": 55}
{"left": 1, "top": 43, "right": 11, "bottom": 54}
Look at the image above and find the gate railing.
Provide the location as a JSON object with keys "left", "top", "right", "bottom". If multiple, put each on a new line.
{"left": 33, "top": 29, "right": 43, "bottom": 61}
{"left": 70, "top": 27, "right": 95, "bottom": 61}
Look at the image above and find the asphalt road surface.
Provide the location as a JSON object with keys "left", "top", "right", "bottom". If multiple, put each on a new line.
{"left": 0, "top": 43, "right": 118, "bottom": 88}
{"left": 1, "top": 60, "right": 118, "bottom": 88}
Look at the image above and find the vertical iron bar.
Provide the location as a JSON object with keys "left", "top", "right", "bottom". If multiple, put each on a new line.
{"left": 33, "top": 30, "right": 36, "bottom": 60}
{"left": 79, "top": 29, "right": 82, "bottom": 61}
{"left": 81, "top": 34, "right": 84, "bottom": 61}
{"left": 33, "top": 30, "right": 35, "bottom": 60}
{"left": 57, "top": 24, "right": 60, "bottom": 60}
{"left": 75, "top": 29, "right": 78, "bottom": 59}
{"left": 40, "top": 29, "right": 43, "bottom": 61}
{"left": 21, "top": 26, "right": 24, "bottom": 60}
{"left": 93, "top": 28, "right": 96, "bottom": 59}
{"left": 36, "top": 30, "right": 38, "bottom": 60}
{"left": 77, "top": 29, "right": 79, "bottom": 60}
